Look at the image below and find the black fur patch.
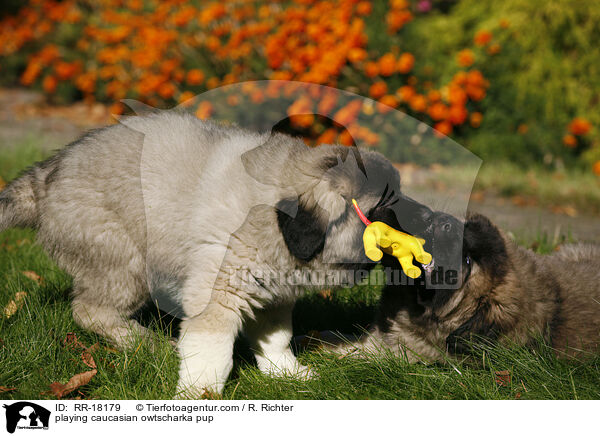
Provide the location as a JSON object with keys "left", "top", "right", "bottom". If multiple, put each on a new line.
{"left": 464, "top": 214, "right": 509, "bottom": 284}
{"left": 276, "top": 197, "right": 327, "bottom": 262}
{"left": 369, "top": 193, "right": 433, "bottom": 236}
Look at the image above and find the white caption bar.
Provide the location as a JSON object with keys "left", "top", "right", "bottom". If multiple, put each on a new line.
{"left": 1, "top": 400, "right": 596, "bottom": 435}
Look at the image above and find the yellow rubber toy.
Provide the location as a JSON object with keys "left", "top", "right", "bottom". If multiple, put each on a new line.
{"left": 352, "top": 199, "right": 432, "bottom": 279}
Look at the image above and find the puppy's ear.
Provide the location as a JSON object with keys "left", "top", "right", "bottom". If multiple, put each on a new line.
{"left": 464, "top": 213, "right": 509, "bottom": 281}
{"left": 446, "top": 303, "right": 500, "bottom": 355}
{"left": 276, "top": 197, "right": 328, "bottom": 262}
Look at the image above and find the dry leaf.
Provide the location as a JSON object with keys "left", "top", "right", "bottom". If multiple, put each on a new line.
{"left": 495, "top": 370, "right": 511, "bottom": 387}
{"left": 22, "top": 270, "right": 43, "bottom": 285}
{"left": 0, "top": 176, "right": 5, "bottom": 192}
{"left": 511, "top": 195, "right": 530, "bottom": 207}
{"left": 49, "top": 369, "right": 97, "bottom": 399}
{"left": 318, "top": 289, "right": 332, "bottom": 300}
{"left": 470, "top": 191, "right": 485, "bottom": 202}
{"left": 0, "top": 386, "right": 16, "bottom": 393}
{"left": 3, "top": 292, "right": 27, "bottom": 318}
{"left": 81, "top": 350, "right": 97, "bottom": 369}
{"left": 62, "top": 334, "right": 97, "bottom": 368}
{"left": 200, "top": 390, "right": 222, "bottom": 400}
{"left": 63, "top": 332, "right": 83, "bottom": 348}
{"left": 62, "top": 332, "right": 91, "bottom": 350}
{"left": 515, "top": 392, "right": 522, "bottom": 399}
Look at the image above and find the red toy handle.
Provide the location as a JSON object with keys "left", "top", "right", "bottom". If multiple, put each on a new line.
{"left": 351, "top": 199, "right": 372, "bottom": 226}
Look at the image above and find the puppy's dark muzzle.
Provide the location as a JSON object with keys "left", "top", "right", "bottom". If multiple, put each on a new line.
{"left": 394, "top": 194, "right": 434, "bottom": 236}
{"left": 369, "top": 194, "right": 433, "bottom": 236}
{"left": 420, "top": 212, "right": 465, "bottom": 289}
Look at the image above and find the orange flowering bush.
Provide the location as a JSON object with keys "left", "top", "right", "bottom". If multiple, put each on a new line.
{"left": 0, "top": 0, "right": 493, "bottom": 143}
{"left": 562, "top": 117, "right": 595, "bottom": 173}
{"left": 568, "top": 118, "right": 592, "bottom": 136}
{"left": 562, "top": 117, "right": 593, "bottom": 150}
{"left": 1, "top": 0, "right": 598, "bottom": 172}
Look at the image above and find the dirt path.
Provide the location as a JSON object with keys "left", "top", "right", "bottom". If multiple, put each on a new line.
{"left": 467, "top": 195, "right": 598, "bottom": 242}
{"left": 1, "top": 88, "right": 597, "bottom": 242}
{"left": 0, "top": 88, "right": 113, "bottom": 151}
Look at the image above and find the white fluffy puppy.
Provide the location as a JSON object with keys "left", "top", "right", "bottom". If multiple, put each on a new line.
{"left": 0, "top": 112, "right": 433, "bottom": 396}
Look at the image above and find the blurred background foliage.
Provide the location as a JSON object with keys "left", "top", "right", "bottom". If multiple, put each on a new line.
{"left": 0, "top": 0, "right": 597, "bottom": 172}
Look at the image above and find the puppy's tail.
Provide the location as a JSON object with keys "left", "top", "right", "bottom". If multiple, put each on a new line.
{"left": 0, "top": 165, "right": 47, "bottom": 232}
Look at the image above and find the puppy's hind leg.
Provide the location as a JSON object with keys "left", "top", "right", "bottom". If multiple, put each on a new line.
{"left": 244, "top": 303, "right": 313, "bottom": 380}
{"left": 70, "top": 267, "right": 150, "bottom": 349}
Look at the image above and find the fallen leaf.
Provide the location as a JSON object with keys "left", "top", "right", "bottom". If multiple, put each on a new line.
{"left": 81, "top": 350, "right": 96, "bottom": 369}
{"left": 511, "top": 195, "right": 530, "bottom": 207}
{"left": 62, "top": 335, "right": 97, "bottom": 368}
{"left": 63, "top": 332, "right": 85, "bottom": 349}
{"left": 0, "top": 386, "right": 16, "bottom": 393}
{"left": 515, "top": 392, "right": 522, "bottom": 399}
{"left": 0, "top": 176, "right": 5, "bottom": 191}
{"left": 562, "top": 206, "right": 578, "bottom": 217}
{"left": 200, "top": 390, "right": 222, "bottom": 400}
{"left": 318, "top": 289, "right": 332, "bottom": 300}
{"left": 3, "top": 292, "right": 27, "bottom": 318}
{"left": 429, "top": 163, "right": 443, "bottom": 173}
{"left": 49, "top": 369, "right": 97, "bottom": 399}
{"left": 470, "top": 191, "right": 485, "bottom": 202}
{"left": 22, "top": 271, "right": 43, "bottom": 285}
{"left": 495, "top": 370, "right": 511, "bottom": 387}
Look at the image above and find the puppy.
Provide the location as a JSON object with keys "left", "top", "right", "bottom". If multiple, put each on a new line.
{"left": 0, "top": 111, "right": 440, "bottom": 396}
{"left": 352, "top": 213, "right": 600, "bottom": 361}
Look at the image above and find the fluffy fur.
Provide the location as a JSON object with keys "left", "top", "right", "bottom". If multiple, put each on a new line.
{"left": 349, "top": 213, "right": 600, "bottom": 361}
{"left": 0, "top": 111, "right": 436, "bottom": 396}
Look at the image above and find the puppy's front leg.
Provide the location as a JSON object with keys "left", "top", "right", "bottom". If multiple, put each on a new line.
{"left": 176, "top": 301, "right": 242, "bottom": 398}
{"left": 244, "top": 303, "right": 312, "bottom": 379}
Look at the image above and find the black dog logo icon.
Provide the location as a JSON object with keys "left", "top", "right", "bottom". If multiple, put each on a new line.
{"left": 3, "top": 402, "right": 50, "bottom": 433}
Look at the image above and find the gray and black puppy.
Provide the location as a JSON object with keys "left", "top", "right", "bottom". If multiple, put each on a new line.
{"left": 350, "top": 212, "right": 600, "bottom": 361}
{"left": 0, "top": 111, "right": 440, "bottom": 396}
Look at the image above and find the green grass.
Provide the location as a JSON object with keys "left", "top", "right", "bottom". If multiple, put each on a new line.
{"left": 2, "top": 228, "right": 600, "bottom": 400}
{"left": 2, "top": 142, "right": 600, "bottom": 400}
{"left": 0, "top": 136, "right": 56, "bottom": 182}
